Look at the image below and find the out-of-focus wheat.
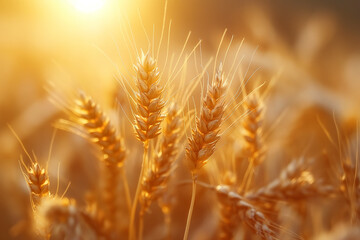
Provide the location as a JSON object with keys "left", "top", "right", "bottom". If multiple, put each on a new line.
{"left": 242, "top": 91, "right": 265, "bottom": 166}
{"left": 63, "top": 91, "right": 127, "bottom": 233}
{"left": 140, "top": 102, "right": 182, "bottom": 215}
{"left": 216, "top": 185, "right": 277, "bottom": 240}
{"left": 35, "top": 197, "right": 98, "bottom": 240}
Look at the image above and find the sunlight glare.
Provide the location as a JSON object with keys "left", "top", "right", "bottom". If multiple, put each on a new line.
{"left": 70, "top": 0, "right": 105, "bottom": 13}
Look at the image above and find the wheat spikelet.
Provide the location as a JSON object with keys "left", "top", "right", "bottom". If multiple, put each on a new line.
{"left": 216, "top": 185, "right": 277, "bottom": 240}
{"left": 134, "top": 51, "right": 165, "bottom": 142}
{"left": 186, "top": 65, "right": 227, "bottom": 172}
{"left": 242, "top": 91, "right": 265, "bottom": 166}
{"left": 67, "top": 92, "right": 126, "bottom": 232}
{"left": 140, "top": 102, "right": 182, "bottom": 215}
{"left": 23, "top": 161, "right": 50, "bottom": 208}
{"left": 246, "top": 158, "right": 336, "bottom": 202}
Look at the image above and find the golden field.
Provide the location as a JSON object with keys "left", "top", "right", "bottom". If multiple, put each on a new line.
{"left": 0, "top": 1, "right": 360, "bottom": 239}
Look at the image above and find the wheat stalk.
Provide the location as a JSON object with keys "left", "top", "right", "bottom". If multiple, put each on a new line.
{"left": 140, "top": 102, "right": 182, "bottom": 215}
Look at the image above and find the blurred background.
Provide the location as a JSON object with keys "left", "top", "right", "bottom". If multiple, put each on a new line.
{"left": 1, "top": 0, "right": 360, "bottom": 239}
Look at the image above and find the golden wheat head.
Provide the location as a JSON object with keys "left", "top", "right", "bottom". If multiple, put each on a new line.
{"left": 134, "top": 52, "right": 165, "bottom": 143}
{"left": 186, "top": 65, "right": 227, "bottom": 172}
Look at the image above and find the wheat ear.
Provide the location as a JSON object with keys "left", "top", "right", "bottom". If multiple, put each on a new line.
{"left": 246, "top": 158, "right": 336, "bottom": 203}
{"left": 242, "top": 91, "right": 265, "bottom": 166}
{"left": 130, "top": 52, "right": 165, "bottom": 240}
{"left": 186, "top": 64, "right": 227, "bottom": 172}
{"left": 184, "top": 65, "right": 227, "bottom": 240}
{"left": 239, "top": 91, "right": 265, "bottom": 193}
{"left": 134, "top": 51, "right": 165, "bottom": 143}
{"left": 216, "top": 185, "right": 277, "bottom": 240}
{"left": 23, "top": 160, "right": 50, "bottom": 208}
{"left": 69, "top": 92, "right": 127, "bottom": 232}
{"left": 140, "top": 102, "right": 182, "bottom": 215}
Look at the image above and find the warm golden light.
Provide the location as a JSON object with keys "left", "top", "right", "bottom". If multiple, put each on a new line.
{"left": 70, "top": 0, "right": 105, "bottom": 13}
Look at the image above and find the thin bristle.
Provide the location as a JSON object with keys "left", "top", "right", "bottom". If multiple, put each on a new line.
{"left": 140, "top": 102, "right": 182, "bottom": 214}
{"left": 134, "top": 52, "right": 165, "bottom": 142}
{"left": 186, "top": 65, "right": 227, "bottom": 172}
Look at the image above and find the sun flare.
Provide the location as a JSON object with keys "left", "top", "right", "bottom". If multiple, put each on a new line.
{"left": 70, "top": 0, "right": 105, "bottom": 13}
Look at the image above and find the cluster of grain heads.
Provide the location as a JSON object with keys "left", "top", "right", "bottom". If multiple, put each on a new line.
{"left": 216, "top": 185, "right": 277, "bottom": 240}
{"left": 134, "top": 51, "right": 165, "bottom": 144}
{"left": 246, "top": 158, "right": 337, "bottom": 203}
{"left": 23, "top": 161, "right": 50, "bottom": 208}
{"left": 140, "top": 102, "right": 182, "bottom": 215}
{"left": 241, "top": 90, "right": 265, "bottom": 167}
{"left": 65, "top": 92, "right": 127, "bottom": 234}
